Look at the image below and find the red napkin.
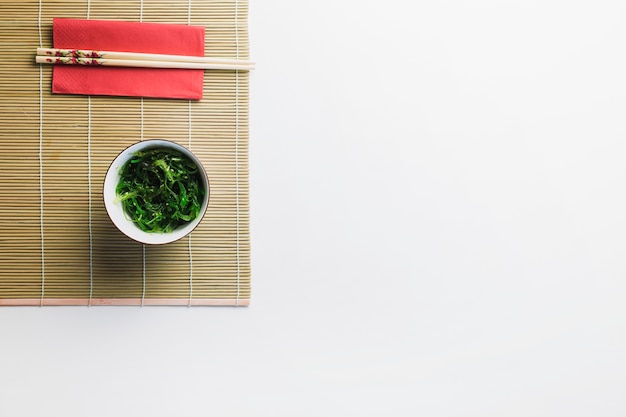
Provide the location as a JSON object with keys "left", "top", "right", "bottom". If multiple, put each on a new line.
{"left": 52, "top": 18, "right": 205, "bottom": 100}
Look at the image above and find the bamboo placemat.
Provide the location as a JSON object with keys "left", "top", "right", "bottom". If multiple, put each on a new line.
{"left": 0, "top": 0, "right": 251, "bottom": 306}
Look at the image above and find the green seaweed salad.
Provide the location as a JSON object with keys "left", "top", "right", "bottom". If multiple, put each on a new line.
{"left": 116, "top": 147, "right": 206, "bottom": 233}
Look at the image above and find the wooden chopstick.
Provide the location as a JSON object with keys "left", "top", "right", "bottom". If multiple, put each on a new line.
{"left": 35, "top": 47, "right": 255, "bottom": 71}
{"left": 35, "top": 56, "right": 253, "bottom": 71}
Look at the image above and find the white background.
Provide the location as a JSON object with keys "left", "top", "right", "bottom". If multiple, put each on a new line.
{"left": 3, "top": 0, "right": 626, "bottom": 415}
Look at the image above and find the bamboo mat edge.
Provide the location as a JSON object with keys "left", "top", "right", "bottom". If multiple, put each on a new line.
{"left": 0, "top": 298, "right": 250, "bottom": 307}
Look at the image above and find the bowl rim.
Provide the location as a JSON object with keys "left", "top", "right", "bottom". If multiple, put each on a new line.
{"left": 102, "top": 139, "right": 210, "bottom": 245}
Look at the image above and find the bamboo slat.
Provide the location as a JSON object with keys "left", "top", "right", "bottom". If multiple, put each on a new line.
{"left": 0, "top": 0, "right": 251, "bottom": 306}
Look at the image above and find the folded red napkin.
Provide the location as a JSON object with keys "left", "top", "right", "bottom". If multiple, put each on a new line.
{"left": 52, "top": 18, "right": 205, "bottom": 100}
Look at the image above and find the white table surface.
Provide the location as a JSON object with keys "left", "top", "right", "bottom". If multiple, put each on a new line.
{"left": 3, "top": 1, "right": 626, "bottom": 415}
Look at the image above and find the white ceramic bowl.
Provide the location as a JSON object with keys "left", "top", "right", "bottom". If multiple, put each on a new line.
{"left": 103, "top": 140, "right": 209, "bottom": 245}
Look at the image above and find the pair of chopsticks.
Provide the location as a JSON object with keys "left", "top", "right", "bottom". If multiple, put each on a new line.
{"left": 35, "top": 48, "right": 254, "bottom": 71}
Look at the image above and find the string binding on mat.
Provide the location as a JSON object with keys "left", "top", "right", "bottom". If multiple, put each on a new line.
{"left": 38, "top": 0, "right": 45, "bottom": 307}
{"left": 234, "top": 0, "right": 241, "bottom": 307}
